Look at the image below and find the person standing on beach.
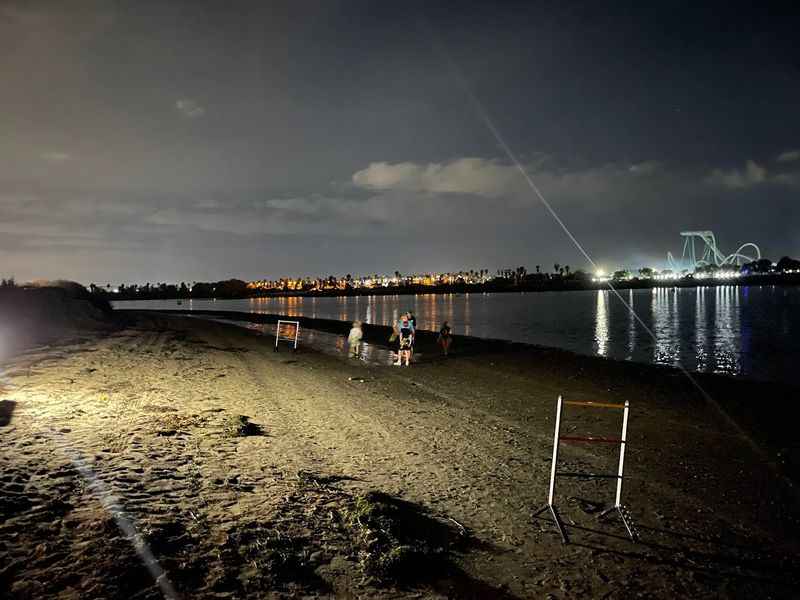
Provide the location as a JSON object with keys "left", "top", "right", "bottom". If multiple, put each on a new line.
{"left": 392, "top": 313, "right": 412, "bottom": 363}
{"left": 438, "top": 321, "right": 452, "bottom": 356}
{"left": 407, "top": 311, "right": 417, "bottom": 360}
{"left": 396, "top": 314, "right": 414, "bottom": 366}
{"left": 348, "top": 320, "right": 363, "bottom": 358}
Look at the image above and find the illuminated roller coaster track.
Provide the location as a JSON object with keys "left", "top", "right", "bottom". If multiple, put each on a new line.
{"left": 667, "top": 230, "right": 761, "bottom": 271}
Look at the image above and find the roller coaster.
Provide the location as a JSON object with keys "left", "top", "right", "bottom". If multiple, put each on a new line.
{"left": 666, "top": 231, "right": 761, "bottom": 271}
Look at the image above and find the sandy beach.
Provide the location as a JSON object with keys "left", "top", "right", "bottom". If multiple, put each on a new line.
{"left": 2, "top": 311, "right": 800, "bottom": 599}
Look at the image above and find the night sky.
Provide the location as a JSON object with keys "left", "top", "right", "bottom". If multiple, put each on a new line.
{"left": 2, "top": 1, "right": 799, "bottom": 284}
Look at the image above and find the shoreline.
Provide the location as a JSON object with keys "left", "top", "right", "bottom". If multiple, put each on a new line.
{"left": 116, "top": 307, "right": 537, "bottom": 358}
{"left": 2, "top": 311, "right": 800, "bottom": 598}
{"left": 118, "top": 305, "right": 794, "bottom": 383}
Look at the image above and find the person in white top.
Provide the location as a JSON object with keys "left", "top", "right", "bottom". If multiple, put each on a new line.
{"left": 348, "top": 320, "right": 363, "bottom": 358}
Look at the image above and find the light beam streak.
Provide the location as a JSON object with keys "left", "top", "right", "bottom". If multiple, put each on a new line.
{"left": 421, "top": 15, "right": 771, "bottom": 463}
{"left": 0, "top": 367, "right": 180, "bottom": 600}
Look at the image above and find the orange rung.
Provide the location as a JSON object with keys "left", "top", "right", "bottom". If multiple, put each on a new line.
{"left": 563, "top": 400, "right": 626, "bottom": 409}
{"left": 559, "top": 435, "right": 624, "bottom": 444}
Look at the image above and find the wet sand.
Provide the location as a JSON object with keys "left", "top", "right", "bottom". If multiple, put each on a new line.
{"left": 1, "top": 311, "right": 800, "bottom": 599}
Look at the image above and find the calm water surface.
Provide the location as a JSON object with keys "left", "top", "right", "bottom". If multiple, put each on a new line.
{"left": 116, "top": 286, "right": 800, "bottom": 384}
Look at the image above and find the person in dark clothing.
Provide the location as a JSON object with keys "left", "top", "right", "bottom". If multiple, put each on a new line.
{"left": 407, "top": 311, "right": 417, "bottom": 359}
{"left": 437, "top": 321, "right": 452, "bottom": 356}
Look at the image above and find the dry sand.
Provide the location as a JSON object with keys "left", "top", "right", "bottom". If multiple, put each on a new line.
{"left": 1, "top": 312, "right": 799, "bottom": 599}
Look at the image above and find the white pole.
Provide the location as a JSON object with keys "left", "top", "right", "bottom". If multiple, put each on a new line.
{"left": 614, "top": 400, "right": 630, "bottom": 507}
{"left": 547, "top": 395, "right": 563, "bottom": 506}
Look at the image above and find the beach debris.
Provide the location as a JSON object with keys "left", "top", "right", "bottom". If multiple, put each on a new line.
{"left": 296, "top": 470, "right": 325, "bottom": 487}
{"left": 134, "top": 412, "right": 210, "bottom": 439}
{"left": 347, "top": 376, "right": 367, "bottom": 383}
{"left": 223, "top": 414, "right": 264, "bottom": 437}
{"left": 226, "top": 522, "right": 324, "bottom": 591}
{"left": 446, "top": 516, "right": 468, "bottom": 537}
{"left": 342, "top": 491, "right": 461, "bottom": 581}
{"left": 567, "top": 496, "right": 604, "bottom": 514}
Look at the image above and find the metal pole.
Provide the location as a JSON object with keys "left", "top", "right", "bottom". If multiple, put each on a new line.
{"left": 614, "top": 400, "right": 630, "bottom": 507}
{"left": 548, "top": 395, "right": 563, "bottom": 506}
{"left": 533, "top": 395, "right": 568, "bottom": 543}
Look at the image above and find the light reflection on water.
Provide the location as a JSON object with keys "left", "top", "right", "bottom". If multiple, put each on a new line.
{"left": 595, "top": 290, "right": 608, "bottom": 357}
{"left": 116, "top": 286, "right": 800, "bottom": 383}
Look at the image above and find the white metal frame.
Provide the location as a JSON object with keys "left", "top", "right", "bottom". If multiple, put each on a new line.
{"left": 274, "top": 320, "right": 300, "bottom": 351}
{"left": 533, "top": 395, "right": 637, "bottom": 544}
{"left": 667, "top": 230, "right": 761, "bottom": 270}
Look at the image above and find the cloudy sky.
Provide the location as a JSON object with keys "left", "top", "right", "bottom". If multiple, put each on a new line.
{"left": 2, "top": 1, "right": 799, "bottom": 284}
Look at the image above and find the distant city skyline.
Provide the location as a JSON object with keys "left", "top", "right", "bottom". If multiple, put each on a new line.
{"left": 2, "top": 1, "right": 799, "bottom": 283}
{"left": 95, "top": 255, "right": 795, "bottom": 291}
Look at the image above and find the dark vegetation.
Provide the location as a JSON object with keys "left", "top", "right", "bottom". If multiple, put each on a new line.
{"left": 1, "top": 279, "right": 112, "bottom": 314}
{"left": 91, "top": 255, "right": 800, "bottom": 302}
{"left": 0, "top": 280, "right": 114, "bottom": 361}
{"left": 95, "top": 279, "right": 251, "bottom": 301}
{"left": 341, "top": 490, "right": 463, "bottom": 581}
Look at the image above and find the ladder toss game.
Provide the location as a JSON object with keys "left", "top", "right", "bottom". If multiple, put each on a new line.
{"left": 274, "top": 320, "right": 300, "bottom": 352}
{"left": 534, "top": 395, "right": 637, "bottom": 544}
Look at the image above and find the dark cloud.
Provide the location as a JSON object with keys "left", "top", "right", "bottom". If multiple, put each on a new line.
{"left": 1, "top": 1, "right": 799, "bottom": 283}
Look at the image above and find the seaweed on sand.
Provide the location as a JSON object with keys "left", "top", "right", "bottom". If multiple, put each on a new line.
{"left": 226, "top": 522, "right": 331, "bottom": 593}
{"left": 342, "top": 490, "right": 464, "bottom": 582}
{"left": 222, "top": 414, "right": 264, "bottom": 437}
